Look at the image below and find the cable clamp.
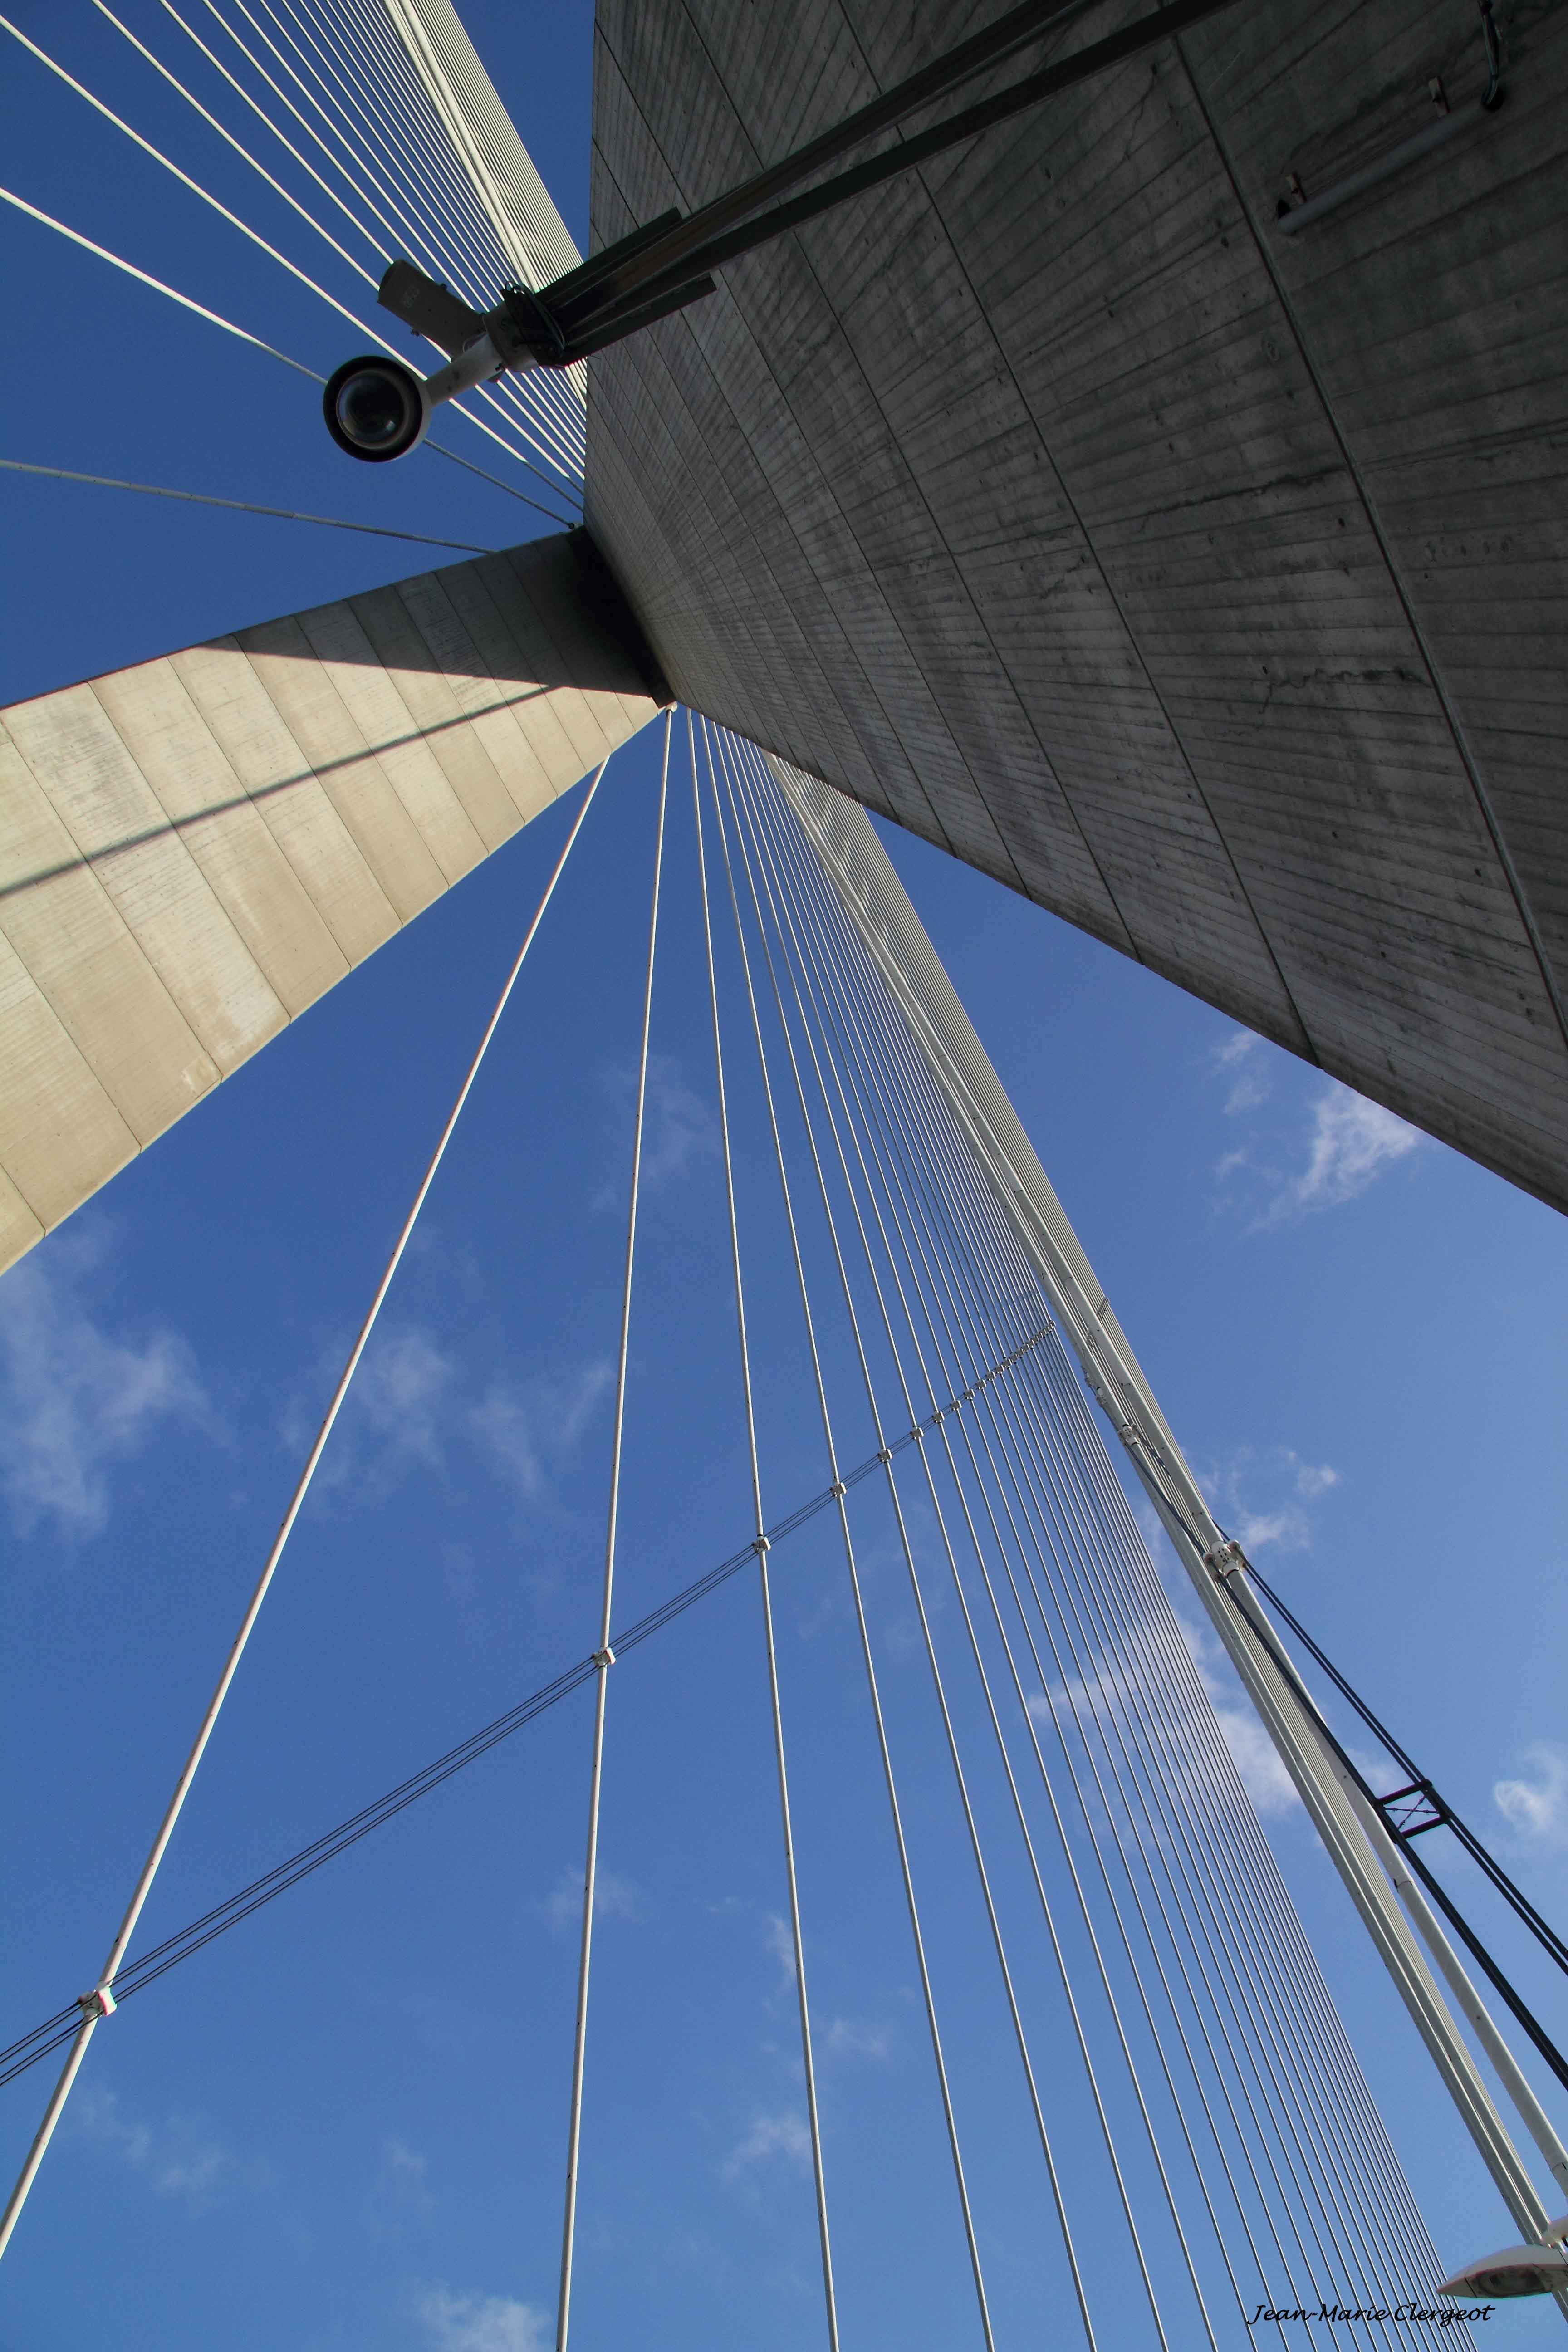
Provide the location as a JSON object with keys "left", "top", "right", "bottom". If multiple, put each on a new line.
{"left": 79, "top": 1984, "right": 116, "bottom": 2021}
{"left": 593, "top": 1645, "right": 617, "bottom": 1670}
{"left": 751, "top": 1536, "right": 771, "bottom": 1556}
{"left": 877, "top": 1447, "right": 894, "bottom": 1465}
{"left": 828, "top": 1480, "right": 847, "bottom": 1498}
{"left": 1204, "top": 1540, "right": 1244, "bottom": 1581}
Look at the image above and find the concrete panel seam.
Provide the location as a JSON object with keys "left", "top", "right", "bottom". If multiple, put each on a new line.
{"left": 1174, "top": 26, "right": 1568, "bottom": 1066}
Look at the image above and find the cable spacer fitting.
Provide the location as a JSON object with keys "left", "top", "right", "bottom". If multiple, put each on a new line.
{"left": 1205, "top": 1540, "right": 1244, "bottom": 1580}
{"left": 828, "top": 1481, "right": 847, "bottom": 1499}
{"left": 877, "top": 1447, "right": 894, "bottom": 1465}
{"left": 752, "top": 1535, "right": 771, "bottom": 1555}
{"left": 593, "top": 1645, "right": 617, "bottom": 1670}
{"left": 79, "top": 1984, "right": 117, "bottom": 2020}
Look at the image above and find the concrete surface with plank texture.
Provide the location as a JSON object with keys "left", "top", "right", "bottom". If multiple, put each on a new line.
{"left": 583, "top": 0, "right": 1568, "bottom": 1213}
{"left": 0, "top": 530, "right": 666, "bottom": 1276}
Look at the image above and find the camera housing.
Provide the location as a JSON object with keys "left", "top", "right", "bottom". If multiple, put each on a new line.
{"left": 323, "top": 355, "right": 430, "bottom": 464}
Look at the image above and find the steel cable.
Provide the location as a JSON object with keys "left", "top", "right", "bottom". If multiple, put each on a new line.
{"left": 743, "top": 743, "right": 1467, "bottom": 2342}
{"left": 689, "top": 716, "right": 841, "bottom": 2349}
{"left": 699, "top": 724, "right": 1003, "bottom": 2351}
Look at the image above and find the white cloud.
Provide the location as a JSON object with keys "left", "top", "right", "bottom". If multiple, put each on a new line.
{"left": 381, "top": 2135, "right": 432, "bottom": 2213}
{"left": 353, "top": 1328, "right": 453, "bottom": 1460}
{"left": 824, "top": 2017, "right": 891, "bottom": 2061}
{"left": 75, "top": 2086, "right": 229, "bottom": 2207}
{"left": 1026, "top": 1570, "right": 1303, "bottom": 1824}
{"left": 287, "top": 1323, "right": 454, "bottom": 1501}
{"left": 1494, "top": 1749, "right": 1568, "bottom": 1844}
{"left": 542, "top": 1864, "right": 647, "bottom": 1934}
{"left": 1158, "top": 1596, "right": 1303, "bottom": 1818}
{"left": 1202, "top": 1446, "right": 1340, "bottom": 1556}
{"left": 763, "top": 1912, "right": 796, "bottom": 1990}
{"left": 1211, "top": 1029, "right": 1273, "bottom": 1115}
{"left": 1259, "top": 1084, "right": 1422, "bottom": 1225}
{"left": 416, "top": 2285, "right": 549, "bottom": 2352}
{"left": 0, "top": 1249, "right": 206, "bottom": 1538}
{"left": 1225, "top": 1068, "right": 1272, "bottom": 1116}
{"left": 642, "top": 1055, "right": 717, "bottom": 1186}
{"left": 722, "top": 2112, "right": 811, "bottom": 2180}
{"left": 595, "top": 1055, "right": 716, "bottom": 1206}
{"left": 1209, "top": 1701, "right": 1301, "bottom": 1818}
{"left": 470, "top": 1362, "right": 611, "bottom": 1499}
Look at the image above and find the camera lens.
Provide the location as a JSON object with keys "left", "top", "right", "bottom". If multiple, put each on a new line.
{"left": 336, "top": 368, "right": 412, "bottom": 450}
{"left": 323, "top": 356, "right": 426, "bottom": 462}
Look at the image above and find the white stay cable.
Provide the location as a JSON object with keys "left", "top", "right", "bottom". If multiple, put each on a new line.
{"left": 799, "top": 918, "right": 1276, "bottom": 2338}
{"left": 757, "top": 748, "right": 1469, "bottom": 2337}
{"left": 698, "top": 722, "right": 999, "bottom": 2352}
{"left": 0, "top": 757, "right": 612, "bottom": 2268}
{"left": 554, "top": 710, "right": 671, "bottom": 2352}
{"left": 145, "top": 0, "right": 583, "bottom": 485}
{"left": 1, "top": 14, "right": 385, "bottom": 351}
{"left": 835, "top": 1024, "right": 1317, "bottom": 2336}
{"left": 755, "top": 769, "right": 1338, "bottom": 2327}
{"left": 784, "top": 797, "right": 1451, "bottom": 2339}
{"left": 192, "top": 0, "right": 442, "bottom": 261}
{"left": 88, "top": 0, "right": 381, "bottom": 286}
{"left": 0, "top": 182, "right": 315, "bottom": 374}
{"left": 729, "top": 740, "right": 1194, "bottom": 2351}
{"left": 262, "top": 0, "right": 584, "bottom": 483}
{"left": 156, "top": 0, "right": 393, "bottom": 260}
{"left": 1020, "top": 1341, "right": 1464, "bottom": 2315}
{"left": 253, "top": 0, "right": 583, "bottom": 485}
{"left": 687, "top": 714, "right": 840, "bottom": 2352}
{"left": 0, "top": 187, "right": 578, "bottom": 527}
{"left": 0, "top": 13, "right": 564, "bottom": 489}
{"left": 763, "top": 765, "right": 1396, "bottom": 2334}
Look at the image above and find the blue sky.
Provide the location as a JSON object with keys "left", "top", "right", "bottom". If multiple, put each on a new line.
{"left": 2, "top": 5, "right": 1566, "bottom": 2348}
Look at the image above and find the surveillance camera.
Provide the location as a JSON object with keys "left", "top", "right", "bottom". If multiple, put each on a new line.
{"left": 323, "top": 354, "right": 430, "bottom": 464}
{"left": 323, "top": 331, "right": 513, "bottom": 464}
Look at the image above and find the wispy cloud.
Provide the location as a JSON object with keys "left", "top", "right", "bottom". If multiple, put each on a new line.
{"left": 1209, "top": 1695, "right": 1300, "bottom": 1818}
{"left": 75, "top": 2086, "right": 230, "bottom": 2208}
{"left": 1028, "top": 1514, "right": 1303, "bottom": 1823}
{"left": 284, "top": 1322, "right": 453, "bottom": 1502}
{"left": 824, "top": 2017, "right": 892, "bottom": 2061}
{"left": 595, "top": 1054, "right": 717, "bottom": 1207}
{"left": 1494, "top": 1749, "right": 1568, "bottom": 1845}
{"left": 0, "top": 1247, "right": 206, "bottom": 1538}
{"left": 380, "top": 2135, "right": 432, "bottom": 2215}
{"left": 644, "top": 1055, "right": 717, "bottom": 1186}
{"left": 1202, "top": 1446, "right": 1339, "bottom": 1556}
{"left": 1206, "top": 1037, "right": 1424, "bottom": 1228}
{"left": 722, "top": 2112, "right": 811, "bottom": 2180}
{"left": 353, "top": 1328, "right": 454, "bottom": 1461}
{"left": 470, "top": 1362, "right": 611, "bottom": 1499}
{"left": 1211, "top": 1029, "right": 1273, "bottom": 1117}
{"left": 416, "top": 2284, "right": 549, "bottom": 2352}
{"left": 1158, "top": 1592, "right": 1302, "bottom": 1818}
{"left": 763, "top": 1913, "right": 796, "bottom": 1991}
{"left": 542, "top": 1864, "right": 647, "bottom": 1934}
{"left": 1260, "top": 1086, "right": 1423, "bottom": 1224}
